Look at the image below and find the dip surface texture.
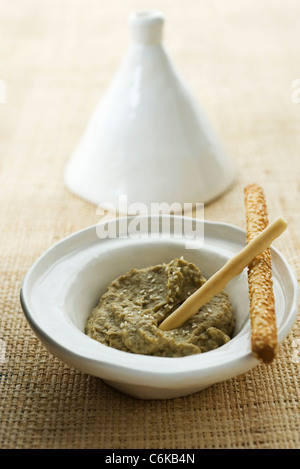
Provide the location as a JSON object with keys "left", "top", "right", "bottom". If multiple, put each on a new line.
{"left": 85, "top": 258, "right": 235, "bottom": 357}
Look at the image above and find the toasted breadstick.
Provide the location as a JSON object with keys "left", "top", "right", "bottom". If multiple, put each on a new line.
{"left": 244, "top": 184, "right": 278, "bottom": 364}
{"left": 159, "top": 216, "right": 286, "bottom": 331}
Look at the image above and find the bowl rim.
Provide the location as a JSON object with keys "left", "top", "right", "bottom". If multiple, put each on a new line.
{"left": 20, "top": 215, "right": 299, "bottom": 385}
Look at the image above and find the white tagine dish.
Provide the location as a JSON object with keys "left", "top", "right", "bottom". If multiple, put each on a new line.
{"left": 64, "top": 11, "right": 235, "bottom": 209}
{"left": 20, "top": 216, "right": 298, "bottom": 399}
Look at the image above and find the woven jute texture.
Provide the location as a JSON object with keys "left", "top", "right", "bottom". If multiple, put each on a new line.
{"left": 0, "top": 0, "right": 299, "bottom": 449}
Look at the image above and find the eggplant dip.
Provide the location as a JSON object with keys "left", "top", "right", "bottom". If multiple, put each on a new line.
{"left": 85, "top": 258, "right": 235, "bottom": 357}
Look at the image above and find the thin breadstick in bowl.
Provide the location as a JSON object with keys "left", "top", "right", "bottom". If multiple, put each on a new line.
{"left": 244, "top": 183, "right": 278, "bottom": 364}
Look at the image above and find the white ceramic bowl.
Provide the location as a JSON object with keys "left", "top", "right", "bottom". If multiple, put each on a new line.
{"left": 20, "top": 216, "right": 298, "bottom": 399}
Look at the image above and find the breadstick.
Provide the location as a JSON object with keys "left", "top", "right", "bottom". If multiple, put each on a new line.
{"left": 244, "top": 183, "right": 278, "bottom": 364}
{"left": 159, "top": 215, "right": 287, "bottom": 331}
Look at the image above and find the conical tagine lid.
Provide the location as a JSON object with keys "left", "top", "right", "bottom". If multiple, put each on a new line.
{"left": 65, "top": 11, "right": 235, "bottom": 209}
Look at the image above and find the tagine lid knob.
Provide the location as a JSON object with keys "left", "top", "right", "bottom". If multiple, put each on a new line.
{"left": 129, "top": 10, "right": 164, "bottom": 45}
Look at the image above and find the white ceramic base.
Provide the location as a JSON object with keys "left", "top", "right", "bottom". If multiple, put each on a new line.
{"left": 103, "top": 379, "right": 209, "bottom": 400}
{"left": 65, "top": 11, "right": 235, "bottom": 209}
{"left": 20, "top": 216, "right": 298, "bottom": 400}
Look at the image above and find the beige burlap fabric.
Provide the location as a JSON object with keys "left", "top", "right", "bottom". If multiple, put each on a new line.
{"left": 0, "top": 0, "right": 299, "bottom": 449}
